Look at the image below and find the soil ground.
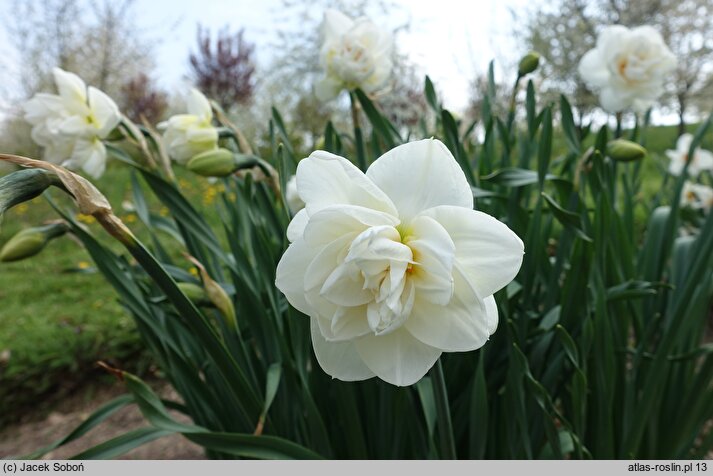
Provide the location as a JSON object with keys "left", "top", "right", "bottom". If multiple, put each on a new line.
{"left": 0, "top": 380, "right": 205, "bottom": 459}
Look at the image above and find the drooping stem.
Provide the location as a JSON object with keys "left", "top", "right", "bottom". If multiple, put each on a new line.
{"left": 349, "top": 91, "right": 367, "bottom": 171}
{"left": 431, "top": 359, "right": 457, "bottom": 459}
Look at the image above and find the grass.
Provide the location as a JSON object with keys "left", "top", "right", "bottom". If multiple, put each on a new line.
{"left": 0, "top": 164, "right": 225, "bottom": 427}
{"left": 0, "top": 120, "right": 706, "bottom": 427}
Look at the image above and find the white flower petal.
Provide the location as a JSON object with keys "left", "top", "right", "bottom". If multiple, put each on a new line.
{"left": 186, "top": 88, "right": 212, "bottom": 121}
{"left": 286, "top": 209, "right": 309, "bottom": 242}
{"left": 315, "top": 76, "right": 343, "bottom": 102}
{"left": 285, "top": 175, "right": 305, "bottom": 214}
{"left": 577, "top": 49, "right": 609, "bottom": 88}
{"left": 303, "top": 204, "right": 399, "bottom": 246}
{"left": 696, "top": 149, "right": 713, "bottom": 172}
{"left": 484, "top": 294, "right": 498, "bottom": 334}
{"left": 405, "top": 264, "right": 490, "bottom": 352}
{"left": 23, "top": 94, "right": 67, "bottom": 124}
{"left": 322, "top": 9, "right": 354, "bottom": 42}
{"left": 329, "top": 305, "right": 371, "bottom": 340}
{"left": 599, "top": 87, "right": 631, "bottom": 113}
{"left": 320, "top": 262, "right": 373, "bottom": 307}
{"left": 677, "top": 134, "right": 693, "bottom": 154}
{"left": 59, "top": 115, "right": 91, "bottom": 137}
{"left": 403, "top": 215, "right": 455, "bottom": 306}
{"left": 64, "top": 139, "right": 107, "bottom": 179}
{"left": 304, "top": 234, "right": 355, "bottom": 304}
{"left": 275, "top": 238, "right": 319, "bottom": 316}
{"left": 296, "top": 151, "right": 397, "bottom": 216}
{"left": 366, "top": 139, "right": 473, "bottom": 221}
{"left": 354, "top": 327, "right": 441, "bottom": 386}
{"left": 53, "top": 68, "right": 87, "bottom": 107}
{"left": 88, "top": 87, "right": 121, "bottom": 138}
{"left": 423, "top": 205, "right": 524, "bottom": 298}
{"left": 311, "top": 318, "right": 375, "bottom": 381}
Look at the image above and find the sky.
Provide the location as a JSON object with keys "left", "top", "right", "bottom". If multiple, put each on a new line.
{"left": 0, "top": 0, "right": 533, "bottom": 113}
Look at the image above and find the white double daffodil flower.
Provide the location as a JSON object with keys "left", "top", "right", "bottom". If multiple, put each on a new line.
{"left": 23, "top": 68, "right": 121, "bottom": 178}
{"left": 666, "top": 133, "right": 713, "bottom": 178}
{"left": 578, "top": 25, "right": 676, "bottom": 113}
{"left": 315, "top": 9, "right": 393, "bottom": 101}
{"left": 159, "top": 88, "right": 219, "bottom": 164}
{"left": 276, "top": 139, "right": 524, "bottom": 386}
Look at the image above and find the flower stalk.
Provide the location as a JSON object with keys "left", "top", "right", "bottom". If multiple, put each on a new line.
{"left": 431, "top": 359, "right": 456, "bottom": 459}
{"left": 349, "top": 91, "right": 367, "bottom": 171}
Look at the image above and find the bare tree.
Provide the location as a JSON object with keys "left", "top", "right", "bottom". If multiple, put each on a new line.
{"left": 5, "top": 0, "right": 154, "bottom": 99}
{"left": 189, "top": 26, "right": 256, "bottom": 111}
{"left": 7, "top": 0, "right": 84, "bottom": 95}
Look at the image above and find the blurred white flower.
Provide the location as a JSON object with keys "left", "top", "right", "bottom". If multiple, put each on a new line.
{"left": 681, "top": 181, "right": 713, "bottom": 212}
{"left": 666, "top": 134, "right": 713, "bottom": 177}
{"left": 23, "top": 68, "right": 121, "bottom": 178}
{"left": 285, "top": 175, "right": 305, "bottom": 214}
{"left": 578, "top": 25, "right": 676, "bottom": 113}
{"left": 275, "top": 139, "right": 524, "bottom": 386}
{"left": 159, "top": 88, "right": 219, "bottom": 164}
{"left": 315, "top": 9, "right": 393, "bottom": 102}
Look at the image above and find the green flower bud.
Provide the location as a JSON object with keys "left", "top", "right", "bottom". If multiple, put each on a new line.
{"left": 177, "top": 282, "right": 210, "bottom": 305}
{"left": 0, "top": 223, "right": 67, "bottom": 262}
{"left": 186, "top": 148, "right": 237, "bottom": 177}
{"left": 204, "top": 279, "right": 236, "bottom": 330}
{"left": 518, "top": 51, "right": 541, "bottom": 77}
{"left": 606, "top": 139, "right": 647, "bottom": 162}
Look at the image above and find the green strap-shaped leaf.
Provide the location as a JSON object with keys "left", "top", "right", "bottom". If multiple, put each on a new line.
{"left": 122, "top": 372, "right": 323, "bottom": 460}
{"left": 70, "top": 427, "right": 174, "bottom": 460}
{"left": 19, "top": 395, "right": 135, "bottom": 459}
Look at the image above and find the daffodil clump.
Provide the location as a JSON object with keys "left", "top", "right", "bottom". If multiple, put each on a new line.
{"left": 0, "top": 10, "right": 711, "bottom": 461}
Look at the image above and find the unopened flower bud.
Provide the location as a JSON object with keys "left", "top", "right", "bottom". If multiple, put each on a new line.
{"left": 518, "top": 51, "right": 540, "bottom": 77}
{"left": 186, "top": 148, "right": 237, "bottom": 177}
{"left": 204, "top": 279, "right": 236, "bottom": 330}
{"left": 606, "top": 139, "right": 647, "bottom": 162}
{"left": 177, "top": 282, "right": 210, "bottom": 305}
{"left": 0, "top": 222, "right": 68, "bottom": 262}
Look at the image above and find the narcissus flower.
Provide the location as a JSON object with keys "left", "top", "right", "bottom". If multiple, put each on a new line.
{"left": 285, "top": 175, "right": 305, "bottom": 214}
{"left": 681, "top": 181, "right": 713, "bottom": 212}
{"left": 578, "top": 25, "right": 676, "bottom": 113}
{"left": 159, "top": 88, "right": 219, "bottom": 164}
{"left": 315, "top": 9, "right": 393, "bottom": 101}
{"left": 275, "top": 139, "right": 524, "bottom": 386}
{"left": 667, "top": 133, "right": 713, "bottom": 177}
{"left": 23, "top": 68, "right": 121, "bottom": 178}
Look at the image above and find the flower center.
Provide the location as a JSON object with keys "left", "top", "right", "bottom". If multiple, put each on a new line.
{"left": 318, "top": 225, "right": 416, "bottom": 336}
{"left": 346, "top": 225, "right": 415, "bottom": 335}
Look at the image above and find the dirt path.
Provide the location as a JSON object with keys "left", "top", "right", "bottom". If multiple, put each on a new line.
{"left": 0, "top": 380, "right": 204, "bottom": 459}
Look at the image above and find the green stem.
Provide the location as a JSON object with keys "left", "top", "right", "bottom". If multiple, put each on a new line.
{"left": 431, "top": 359, "right": 457, "bottom": 459}
{"left": 349, "top": 91, "right": 367, "bottom": 171}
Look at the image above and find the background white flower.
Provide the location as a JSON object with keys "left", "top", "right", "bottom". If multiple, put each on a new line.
{"left": 666, "top": 133, "right": 713, "bottom": 177}
{"left": 578, "top": 25, "right": 676, "bottom": 113}
{"left": 159, "top": 88, "right": 219, "bottom": 164}
{"left": 285, "top": 175, "right": 305, "bottom": 214}
{"left": 275, "top": 139, "right": 524, "bottom": 386}
{"left": 681, "top": 181, "right": 713, "bottom": 212}
{"left": 23, "top": 68, "right": 121, "bottom": 178}
{"left": 315, "top": 9, "right": 393, "bottom": 102}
